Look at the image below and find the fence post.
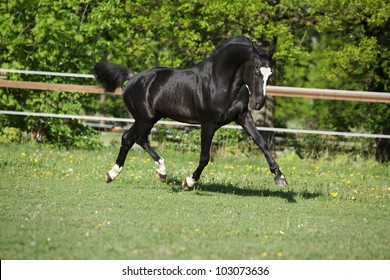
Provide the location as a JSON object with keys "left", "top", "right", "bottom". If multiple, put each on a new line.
{"left": 100, "top": 93, "right": 106, "bottom": 129}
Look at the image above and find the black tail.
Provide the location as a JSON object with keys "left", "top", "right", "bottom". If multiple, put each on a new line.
{"left": 93, "top": 62, "right": 133, "bottom": 92}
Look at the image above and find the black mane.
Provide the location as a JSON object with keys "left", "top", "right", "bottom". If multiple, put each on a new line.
{"left": 213, "top": 36, "right": 253, "bottom": 54}
{"left": 213, "top": 36, "right": 270, "bottom": 59}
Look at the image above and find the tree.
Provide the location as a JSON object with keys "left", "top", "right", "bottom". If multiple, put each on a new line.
{"left": 274, "top": 0, "right": 390, "bottom": 161}
{"left": 1, "top": 0, "right": 389, "bottom": 160}
{"left": 0, "top": 0, "right": 108, "bottom": 148}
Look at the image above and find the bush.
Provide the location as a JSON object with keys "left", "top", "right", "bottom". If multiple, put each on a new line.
{"left": 0, "top": 127, "right": 21, "bottom": 144}
{"left": 283, "top": 133, "right": 375, "bottom": 160}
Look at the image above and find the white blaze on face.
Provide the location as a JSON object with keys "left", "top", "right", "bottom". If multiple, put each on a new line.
{"left": 260, "top": 67, "right": 272, "bottom": 97}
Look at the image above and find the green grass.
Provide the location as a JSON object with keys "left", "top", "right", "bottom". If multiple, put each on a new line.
{"left": 0, "top": 143, "right": 389, "bottom": 259}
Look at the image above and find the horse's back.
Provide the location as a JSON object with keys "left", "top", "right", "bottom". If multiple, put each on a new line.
{"left": 123, "top": 67, "right": 203, "bottom": 123}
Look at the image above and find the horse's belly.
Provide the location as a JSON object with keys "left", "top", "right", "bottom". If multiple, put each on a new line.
{"left": 156, "top": 101, "right": 201, "bottom": 124}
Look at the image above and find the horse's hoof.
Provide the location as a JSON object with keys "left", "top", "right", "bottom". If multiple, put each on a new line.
{"left": 105, "top": 172, "right": 113, "bottom": 183}
{"left": 182, "top": 177, "right": 195, "bottom": 191}
{"left": 156, "top": 172, "right": 166, "bottom": 182}
{"left": 274, "top": 175, "right": 288, "bottom": 188}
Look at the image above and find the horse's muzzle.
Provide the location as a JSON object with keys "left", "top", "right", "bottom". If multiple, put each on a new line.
{"left": 251, "top": 98, "right": 265, "bottom": 110}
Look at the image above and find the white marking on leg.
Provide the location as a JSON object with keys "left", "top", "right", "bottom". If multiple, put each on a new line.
{"left": 108, "top": 164, "right": 122, "bottom": 181}
{"left": 260, "top": 67, "right": 272, "bottom": 97}
{"left": 281, "top": 174, "right": 285, "bottom": 179}
{"left": 185, "top": 176, "right": 195, "bottom": 188}
{"left": 155, "top": 158, "right": 166, "bottom": 175}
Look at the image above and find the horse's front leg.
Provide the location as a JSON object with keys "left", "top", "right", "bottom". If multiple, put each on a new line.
{"left": 236, "top": 111, "right": 288, "bottom": 187}
{"left": 182, "top": 124, "right": 217, "bottom": 190}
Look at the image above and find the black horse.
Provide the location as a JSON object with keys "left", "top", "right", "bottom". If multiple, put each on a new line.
{"left": 93, "top": 36, "right": 287, "bottom": 189}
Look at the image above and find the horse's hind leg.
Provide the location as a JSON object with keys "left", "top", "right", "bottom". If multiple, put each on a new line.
{"left": 140, "top": 142, "right": 167, "bottom": 182}
{"left": 135, "top": 122, "right": 167, "bottom": 182}
{"left": 105, "top": 124, "right": 137, "bottom": 183}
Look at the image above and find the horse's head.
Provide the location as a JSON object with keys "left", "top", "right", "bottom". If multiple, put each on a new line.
{"left": 244, "top": 43, "right": 273, "bottom": 110}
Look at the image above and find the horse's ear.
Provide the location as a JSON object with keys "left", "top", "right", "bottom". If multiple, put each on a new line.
{"left": 268, "top": 42, "right": 276, "bottom": 59}
{"left": 268, "top": 49, "right": 275, "bottom": 59}
{"left": 253, "top": 40, "right": 275, "bottom": 59}
{"left": 252, "top": 42, "right": 267, "bottom": 57}
{"left": 251, "top": 42, "right": 258, "bottom": 57}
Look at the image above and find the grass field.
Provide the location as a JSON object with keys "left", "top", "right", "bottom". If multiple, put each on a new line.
{"left": 0, "top": 143, "right": 389, "bottom": 260}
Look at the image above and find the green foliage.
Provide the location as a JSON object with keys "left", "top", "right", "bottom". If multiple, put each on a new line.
{"left": 275, "top": 0, "right": 390, "bottom": 140}
{"left": 284, "top": 133, "right": 375, "bottom": 160}
{"left": 0, "top": 88, "right": 102, "bottom": 148}
{"left": 274, "top": 0, "right": 390, "bottom": 161}
{"left": 0, "top": 0, "right": 105, "bottom": 148}
{"left": 1, "top": 0, "right": 389, "bottom": 155}
{"left": 0, "top": 127, "right": 21, "bottom": 144}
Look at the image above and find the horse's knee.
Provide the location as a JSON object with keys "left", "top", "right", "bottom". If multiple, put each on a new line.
{"left": 199, "top": 154, "right": 210, "bottom": 167}
{"left": 121, "top": 134, "right": 135, "bottom": 150}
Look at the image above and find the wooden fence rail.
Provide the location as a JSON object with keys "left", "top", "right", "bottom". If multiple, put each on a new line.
{"left": 1, "top": 79, "right": 389, "bottom": 103}
{"left": 1, "top": 75, "right": 390, "bottom": 139}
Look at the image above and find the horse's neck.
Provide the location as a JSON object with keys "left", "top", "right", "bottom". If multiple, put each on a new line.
{"left": 210, "top": 43, "right": 251, "bottom": 88}
{"left": 214, "top": 42, "right": 251, "bottom": 65}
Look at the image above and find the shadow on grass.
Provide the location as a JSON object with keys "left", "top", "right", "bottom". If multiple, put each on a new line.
{"left": 166, "top": 177, "right": 323, "bottom": 203}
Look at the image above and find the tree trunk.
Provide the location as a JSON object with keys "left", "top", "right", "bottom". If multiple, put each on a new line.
{"left": 375, "top": 136, "right": 390, "bottom": 163}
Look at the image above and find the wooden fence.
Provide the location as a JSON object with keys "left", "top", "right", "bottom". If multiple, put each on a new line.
{"left": 1, "top": 79, "right": 389, "bottom": 103}
{"left": 1, "top": 69, "right": 390, "bottom": 139}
